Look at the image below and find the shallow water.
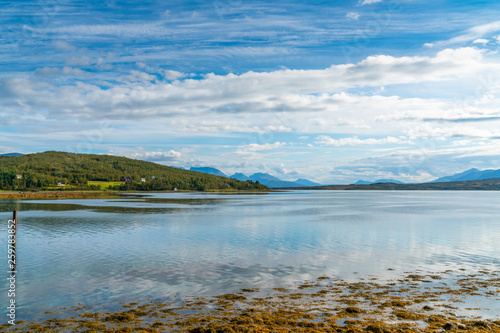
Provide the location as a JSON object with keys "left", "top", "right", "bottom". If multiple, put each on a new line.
{"left": 1, "top": 190, "right": 500, "bottom": 319}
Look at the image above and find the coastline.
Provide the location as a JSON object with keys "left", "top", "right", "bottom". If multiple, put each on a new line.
{"left": 0, "top": 191, "right": 125, "bottom": 200}
{"left": 3, "top": 267, "right": 499, "bottom": 332}
{"left": 0, "top": 189, "right": 271, "bottom": 200}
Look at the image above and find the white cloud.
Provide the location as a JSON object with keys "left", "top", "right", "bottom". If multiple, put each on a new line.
{"left": 163, "top": 70, "right": 188, "bottom": 81}
{"left": 428, "top": 21, "right": 500, "bottom": 47}
{"left": 315, "top": 135, "right": 413, "bottom": 147}
{"left": 34, "top": 67, "right": 91, "bottom": 77}
{"left": 52, "top": 41, "right": 76, "bottom": 51}
{"left": 360, "top": 0, "right": 382, "bottom": 5}
{"left": 473, "top": 38, "right": 489, "bottom": 45}
{"left": 346, "top": 12, "right": 360, "bottom": 20}
{"left": 67, "top": 55, "right": 93, "bottom": 66}
{"left": 2, "top": 48, "right": 495, "bottom": 122}
{"left": 241, "top": 142, "right": 286, "bottom": 151}
{"left": 108, "top": 148, "right": 182, "bottom": 161}
{"left": 33, "top": 22, "right": 172, "bottom": 38}
{"left": 116, "top": 70, "right": 156, "bottom": 83}
{"left": 407, "top": 124, "right": 500, "bottom": 140}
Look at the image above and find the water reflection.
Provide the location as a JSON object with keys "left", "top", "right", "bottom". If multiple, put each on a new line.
{"left": 1, "top": 191, "right": 500, "bottom": 318}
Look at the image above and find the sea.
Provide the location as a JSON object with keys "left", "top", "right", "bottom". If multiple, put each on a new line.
{"left": 1, "top": 190, "right": 500, "bottom": 320}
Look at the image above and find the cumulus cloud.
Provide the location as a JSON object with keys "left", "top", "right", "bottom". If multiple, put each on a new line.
{"left": 473, "top": 38, "right": 489, "bottom": 45}
{"left": 108, "top": 148, "right": 182, "bottom": 161}
{"left": 1, "top": 47, "right": 495, "bottom": 121}
{"left": 116, "top": 70, "right": 156, "bottom": 83}
{"left": 163, "top": 70, "right": 188, "bottom": 81}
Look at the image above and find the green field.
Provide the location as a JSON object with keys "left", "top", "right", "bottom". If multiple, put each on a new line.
{"left": 88, "top": 181, "right": 125, "bottom": 189}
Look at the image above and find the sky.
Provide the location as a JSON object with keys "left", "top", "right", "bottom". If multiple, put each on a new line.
{"left": 2, "top": 0, "right": 500, "bottom": 184}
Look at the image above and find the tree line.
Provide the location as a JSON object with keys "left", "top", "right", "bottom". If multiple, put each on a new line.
{"left": 0, "top": 151, "right": 269, "bottom": 191}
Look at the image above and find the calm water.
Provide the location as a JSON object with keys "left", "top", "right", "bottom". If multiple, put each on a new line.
{"left": 1, "top": 191, "right": 500, "bottom": 318}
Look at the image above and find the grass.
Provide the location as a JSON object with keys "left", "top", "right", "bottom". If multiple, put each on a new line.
{"left": 88, "top": 181, "right": 125, "bottom": 189}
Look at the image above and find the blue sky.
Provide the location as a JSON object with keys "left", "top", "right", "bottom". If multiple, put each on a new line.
{"left": 2, "top": 0, "right": 500, "bottom": 184}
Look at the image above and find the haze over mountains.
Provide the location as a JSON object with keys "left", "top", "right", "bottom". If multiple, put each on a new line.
{"left": 189, "top": 167, "right": 227, "bottom": 177}
{"left": 190, "top": 165, "right": 500, "bottom": 188}
{"left": 189, "top": 166, "right": 321, "bottom": 188}
{"left": 430, "top": 168, "right": 500, "bottom": 183}
{"left": 355, "top": 169, "right": 500, "bottom": 186}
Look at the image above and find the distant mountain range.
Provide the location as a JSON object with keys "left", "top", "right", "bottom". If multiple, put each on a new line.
{"left": 0, "top": 153, "right": 23, "bottom": 157}
{"left": 430, "top": 168, "right": 500, "bottom": 183}
{"left": 189, "top": 166, "right": 321, "bottom": 188}
{"left": 353, "top": 168, "right": 500, "bottom": 186}
{"left": 354, "top": 179, "right": 405, "bottom": 185}
{"left": 188, "top": 166, "right": 500, "bottom": 188}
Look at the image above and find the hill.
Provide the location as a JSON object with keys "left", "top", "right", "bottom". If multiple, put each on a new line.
{"left": 0, "top": 151, "right": 269, "bottom": 192}
{"left": 230, "top": 173, "right": 250, "bottom": 181}
{"left": 189, "top": 167, "right": 227, "bottom": 177}
{"left": 431, "top": 168, "right": 500, "bottom": 183}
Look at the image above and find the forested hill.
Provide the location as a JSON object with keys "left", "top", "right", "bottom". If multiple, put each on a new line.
{"left": 0, "top": 151, "right": 269, "bottom": 191}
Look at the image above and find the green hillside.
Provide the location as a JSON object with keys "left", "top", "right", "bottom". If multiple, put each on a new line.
{"left": 0, "top": 151, "right": 269, "bottom": 192}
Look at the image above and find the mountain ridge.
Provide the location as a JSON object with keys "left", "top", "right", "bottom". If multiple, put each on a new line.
{"left": 189, "top": 167, "right": 227, "bottom": 177}
{"left": 430, "top": 168, "right": 500, "bottom": 183}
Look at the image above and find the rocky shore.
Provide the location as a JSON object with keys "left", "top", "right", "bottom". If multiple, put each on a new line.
{"left": 3, "top": 268, "right": 500, "bottom": 332}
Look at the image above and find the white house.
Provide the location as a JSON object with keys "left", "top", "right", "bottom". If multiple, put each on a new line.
{"left": 16, "top": 175, "right": 22, "bottom": 179}
{"left": 140, "top": 178, "right": 146, "bottom": 183}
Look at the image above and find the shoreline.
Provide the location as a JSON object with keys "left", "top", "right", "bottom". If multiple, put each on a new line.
{"left": 0, "top": 189, "right": 271, "bottom": 200}
{"left": 3, "top": 268, "right": 500, "bottom": 332}
{"left": 0, "top": 191, "right": 125, "bottom": 200}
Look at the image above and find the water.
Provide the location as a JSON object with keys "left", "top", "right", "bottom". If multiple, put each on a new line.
{"left": 1, "top": 190, "right": 500, "bottom": 319}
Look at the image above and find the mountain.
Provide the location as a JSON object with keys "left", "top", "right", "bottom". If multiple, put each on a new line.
{"left": 189, "top": 167, "right": 227, "bottom": 177}
{"left": 247, "top": 173, "right": 319, "bottom": 188}
{"left": 277, "top": 178, "right": 500, "bottom": 191}
{"left": 294, "top": 178, "right": 322, "bottom": 186}
{"left": 230, "top": 173, "right": 250, "bottom": 181}
{"left": 430, "top": 168, "right": 500, "bottom": 183}
{"left": 0, "top": 153, "right": 23, "bottom": 157}
{"left": 354, "top": 179, "right": 405, "bottom": 185}
{"left": 0, "top": 151, "right": 268, "bottom": 191}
